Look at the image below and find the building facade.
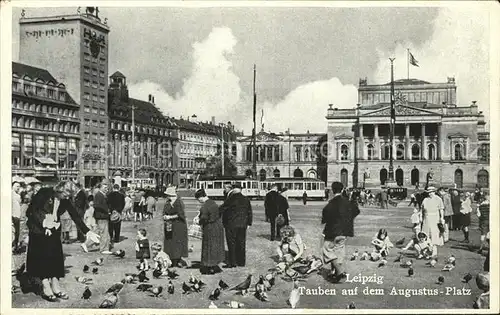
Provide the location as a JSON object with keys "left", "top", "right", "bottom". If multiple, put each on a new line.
{"left": 107, "top": 71, "right": 178, "bottom": 189}
{"left": 326, "top": 77, "right": 490, "bottom": 190}
{"left": 12, "top": 62, "right": 80, "bottom": 183}
{"left": 235, "top": 130, "right": 326, "bottom": 181}
{"left": 19, "top": 7, "right": 110, "bottom": 187}
{"left": 174, "top": 117, "right": 238, "bottom": 188}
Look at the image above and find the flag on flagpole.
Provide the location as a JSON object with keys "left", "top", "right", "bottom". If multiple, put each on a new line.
{"left": 409, "top": 51, "right": 419, "bottom": 67}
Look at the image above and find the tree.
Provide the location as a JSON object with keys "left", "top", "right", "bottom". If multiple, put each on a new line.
{"left": 205, "top": 154, "right": 237, "bottom": 177}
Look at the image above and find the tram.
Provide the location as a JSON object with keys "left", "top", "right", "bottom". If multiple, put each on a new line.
{"left": 259, "top": 177, "right": 327, "bottom": 200}
{"left": 195, "top": 175, "right": 260, "bottom": 199}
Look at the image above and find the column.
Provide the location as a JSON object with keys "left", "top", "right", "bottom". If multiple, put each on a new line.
{"left": 359, "top": 124, "right": 364, "bottom": 159}
{"left": 271, "top": 146, "right": 275, "bottom": 162}
{"left": 337, "top": 143, "right": 341, "bottom": 162}
{"left": 350, "top": 139, "right": 355, "bottom": 161}
{"left": 421, "top": 123, "right": 426, "bottom": 160}
{"left": 374, "top": 124, "right": 380, "bottom": 160}
{"left": 392, "top": 141, "right": 397, "bottom": 160}
{"left": 437, "top": 123, "right": 443, "bottom": 160}
{"left": 405, "top": 124, "right": 411, "bottom": 160}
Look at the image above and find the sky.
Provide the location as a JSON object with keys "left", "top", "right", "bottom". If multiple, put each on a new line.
{"left": 11, "top": 4, "right": 492, "bottom": 134}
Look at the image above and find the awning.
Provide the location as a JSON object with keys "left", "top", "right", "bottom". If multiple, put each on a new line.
{"left": 25, "top": 177, "right": 41, "bottom": 184}
{"left": 34, "top": 157, "right": 57, "bottom": 165}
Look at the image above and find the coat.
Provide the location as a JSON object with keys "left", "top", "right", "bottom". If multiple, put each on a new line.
{"left": 321, "top": 194, "right": 360, "bottom": 241}
{"left": 108, "top": 191, "right": 125, "bottom": 213}
{"left": 199, "top": 199, "right": 225, "bottom": 266}
{"left": 73, "top": 189, "right": 88, "bottom": 217}
{"left": 220, "top": 189, "right": 253, "bottom": 229}
{"left": 163, "top": 197, "right": 188, "bottom": 260}
{"left": 93, "top": 191, "right": 109, "bottom": 220}
{"left": 441, "top": 193, "right": 454, "bottom": 217}
{"left": 264, "top": 190, "right": 281, "bottom": 218}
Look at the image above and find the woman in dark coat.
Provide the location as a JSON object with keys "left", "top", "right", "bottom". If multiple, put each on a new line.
{"left": 163, "top": 186, "right": 189, "bottom": 267}
{"left": 195, "top": 189, "right": 225, "bottom": 274}
{"left": 25, "top": 181, "right": 100, "bottom": 302}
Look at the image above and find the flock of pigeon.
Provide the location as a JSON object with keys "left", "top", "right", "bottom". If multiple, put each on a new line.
{"left": 68, "top": 249, "right": 326, "bottom": 309}
{"left": 351, "top": 236, "right": 476, "bottom": 286}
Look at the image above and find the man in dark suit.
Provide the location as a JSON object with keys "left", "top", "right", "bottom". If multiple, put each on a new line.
{"left": 93, "top": 180, "right": 112, "bottom": 254}
{"left": 220, "top": 183, "right": 253, "bottom": 268}
{"left": 107, "top": 184, "right": 125, "bottom": 244}
{"left": 321, "top": 181, "right": 360, "bottom": 283}
{"left": 264, "top": 184, "right": 281, "bottom": 241}
{"left": 73, "top": 183, "right": 88, "bottom": 242}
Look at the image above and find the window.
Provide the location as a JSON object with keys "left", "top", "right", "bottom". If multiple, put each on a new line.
{"left": 340, "top": 144, "right": 349, "bottom": 160}
{"left": 397, "top": 144, "right": 405, "bottom": 160}
{"left": 479, "top": 144, "right": 489, "bottom": 162}
{"left": 100, "top": 57, "right": 106, "bottom": 64}
{"left": 12, "top": 82, "right": 20, "bottom": 92}
{"left": 35, "top": 86, "right": 43, "bottom": 95}
{"left": 100, "top": 83, "right": 105, "bottom": 91}
{"left": 99, "top": 71, "right": 105, "bottom": 78}
{"left": 382, "top": 145, "right": 391, "bottom": 160}
{"left": 92, "top": 107, "right": 98, "bottom": 114}
{"left": 454, "top": 144, "right": 465, "bottom": 160}
{"left": 84, "top": 53, "right": 91, "bottom": 61}
{"left": 92, "top": 68, "right": 98, "bottom": 76}
{"left": 23, "top": 134, "right": 33, "bottom": 153}
{"left": 84, "top": 119, "right": 90, "bottom": 126}
{"left": 99, "top": 95, "right": 105, "bottom": 103}
{"left": 92, "top": 133, "right": 98, "bottom": 141}
{"left": 295, "top": 145, "right": 302, "bottom": 162}
{"left": 84, "top": 93, "right": 90, "bottom": 100}
{"left": 366, "top": 144, "right": 374, "bottom": 160}
{"left": 92, "top": 56, "right": 98, "bottom": 63}
{"left": 84, "top": 132, "right": 90, "bottom": 140}
{"left": 428, "top": 144, "right": 436, "bottom": 160}
{"left": 69, "top": 139, "right": 77, "bottom": 151}
{"left": 84, "top": 66, "right": 90, "bottom": 74}
{"left": 92, "top": 94, "right": 98, "bottom": 101}
{"left": 100, "top": 121, "right": 106, "bottom": 128}
{"left": 100, "top": 134, "right": 105, "bottom": 141}
{"left": 47, "top": 89, "right": 55, "bottom": 99}
{"left": 58, "top": 92, "right": 65, "bottom": 101}
{"left": 35, "top": 135, "right": 45, "bottom": 155}
{"left": 100, "top": 109, "right": 105, "bottom": 115}
{"left": 84, "top": 106, "right": 90, "bottom": 113}
{"left": 92, "top": 81, "right": 98, "bottom": 88}
{"left": 412, "top": 144, "right": 420, "bottom": 160}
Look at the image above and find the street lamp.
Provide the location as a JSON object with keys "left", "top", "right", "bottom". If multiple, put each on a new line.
{"left": 387, "top": 58, "right": 396, "bottom": 186}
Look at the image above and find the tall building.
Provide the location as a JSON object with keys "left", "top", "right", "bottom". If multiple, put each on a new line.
{"left": 107, "top": 71, "right": 178, "bottom": 189}
{"left": 326, "top": 77, "right": 490, "bottom": 189}
{"left": 19, "top": 7, "right": 110, "bottom": 187}
{"left": 12, "top": 62, "right": 80, "bottom": 183}
{"left": 235, "top": 130, "right": 326, "bottom": 181}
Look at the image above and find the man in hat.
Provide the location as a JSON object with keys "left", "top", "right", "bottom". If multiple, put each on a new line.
{"left": 93, "top": 179, "right": 112, "bottom": 254}
{"left": 73, "top": 182, "right": 88, "bottom": 242}
{"left": 420, "top": 186, "right": 444, "bottom": 257}
{"left": 264, "top": 184, "right": 281, "bottom": 241}
{"left": 220, "top": 183, "right": 253, "bottom": 267}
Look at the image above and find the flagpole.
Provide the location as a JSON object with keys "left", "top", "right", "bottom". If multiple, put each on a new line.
{"left": 388, "top": 58, "right": 396, "bottom": 185}
{"left": 407, "top": 49, "right": 410, "bottom": 80}
{"left": 252, "top": 64, "right": 257, "bottom": 179}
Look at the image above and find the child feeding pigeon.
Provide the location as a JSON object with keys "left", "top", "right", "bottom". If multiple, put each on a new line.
{"left": 401, "top": 232, "right": 436, "bottom": 259}
{"left": 151, "top": 242, "right": 172, "bottom": 270}
{"left": 276, "top": 225, "right": 306, "bottom": 266}
{"left": 370, "top": 229, "right": 394, "bottom": 261}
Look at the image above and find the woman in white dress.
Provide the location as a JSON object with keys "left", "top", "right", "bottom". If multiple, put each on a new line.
{"left": 421, "top": 186, "right": 444, "bottom": 258}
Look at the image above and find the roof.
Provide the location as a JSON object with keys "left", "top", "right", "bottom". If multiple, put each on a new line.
{"left": 383, "top": 79, "right": 431, "bottom": 86}
{"left": 110, "top": 71, "right": 125, "bottom": 78}
{"left": 263, "top": 177, "right": 324, "bottom": 182}
{"left": 12, "top": 62, "right": 58, "bottom": 83}
{"left": 109, "top": 97, "right": 175, "bottom": 127}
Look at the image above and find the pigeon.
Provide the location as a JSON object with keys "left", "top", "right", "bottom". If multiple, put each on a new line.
{"left": 257, "top": 275, "right": 272, "bottom": 291}
{"left": 209, "top": 287, "right": 221, "bottom": 300}
{"left": 75, "top": 276, "right": 93, "bottom": 284}
{"left": 136, "top": 284, "right": 153, "bottom": 292}
{"left": 191, "top": 282, "right": 202, "bottom": 293}
{"left": 446, "top": 255, "right": 456, "bottom": 265}
{"left": 81, "top": 286, "right": 92, "bottom": 300}
{"left": 426, "top": 258, "right": 438, "bottom": 268}
{"left": 255, "top": 290, "right": 269, "bottom": 302}
{"left": 401, "top": 260, "right": 413, "bottom": 268}
{"left": 223, "top": 301, "right": 245, "bottom": 308}
{"left": 166, "top": 268, "right": 179, "bottom": 280}
{"left": 92, "top": 258, "right": 104, "bottom": 266}
{"left": 442, "top": 264, "right": 455, "bottom": 272}
{"left": 208, "top": 301, "right": 218, "bottom": 309}
{"left": 265, "top": 272, "right": 276, "bottom": 286}
{"left": 436, "top": 276, "right": 445, "bottom": 285}
{"left": 12, "top": 285, "right": 21, "bottom": 294}
{"left": 113, "top": 249, "right": 125, "bottom": 258}
{"left": 219, "top": 279, "right": 230, "bottom": 290}
{"left": 350, "top": 250, "right": 359, "bottom": 261}
{"left": 306, "top": 258, "right": 323, "bottom": 274}
{"left": 99, "top": 292, "right": 118, "bottom": 308}
{"left": 292, "top": 265, "right": 310, "bottom": 275}
{"left": 347, "top": 302, "right": 356, "bottom": 309}
{"left": 462, "top": 273, "right": 473, "bottom": 283}
{"left": 378, "top": 259, "right": 388, "bottom": 267}
{"left": 288, "top": 280, "right": 300, "bottom": 309}
{"left": 153, "top": 267, "right": 163, "bottom": 279}
{"left": 148, "top": 286, "right": 163, "bottom": 298}
{"left": 83, "top": 265, "right": 90, "bottom": 273}
{"left": 167, "top": 281, "right": 174, "bottom": 294}
{"left": 105, "top": 280, "right": 125, "bottom": 294}
{"left": 92, "top": 267, "right": 99, "bottom": 275}
{"left": 394, "top": 255, "right": 402, "bottom": 263}
{"left": 137, "top": 259, "right": 150, "bottom": 271}
{"left": 138, "top": 270, "right": 149, "bottom": 282}
{"left": 395, "top": 237, "right": 406, "bottom": 247}
{"left": 230, "top": 275, "right": 252, "bottom": 294}
{"left": 408, "top": 267, "right": 414, "bottom": 277}
{"left": 122, "top": 275, "right": 137, "bottom": 284}
{"left": 182, "top": 282, "right": 192, "bottom": 294}
{"left": 360, "top": 251, "right": 370, "bottom": 261}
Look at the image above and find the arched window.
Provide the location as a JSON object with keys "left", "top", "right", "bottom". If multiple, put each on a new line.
{"left": 454, "top": 144, "right": 464, "bottom": 160}
{"left": 367, "top": 144, "right": 374, "bottom": 160}
{"left": 245, "top": 169, "right": 253, "bottom": 178}
{"left": 454, "top": 169, "right": 463, "bottom": 188}
{"left": 307, "top": 169, "right": 317, "bottom": 179}
{"left": 340, "top": 144, "right": 349, "bottom": 160}
{"left": 259, "top": 169, "right": 267, "bottom": 181}
{"left": 380, "top": 168, "right": 388, "bottom": 185}
{"left": 340, "top": 168, "right": 348, "bottom": 187}
{"left": 477, "top": 169, "right": 489, "bottom": 188}
{"left": 411, "top": 168, "right": 420, "bottom": 186}
{"left": 412, "top": 144, "right": 420, "bottom": 160}
{"left": 395, "top": 168, "right": 404, "bottom": 186}
{"left": 396, "top": 144, "right": 405, "bottom": 160}
{"left": 293, "top": 168, "right": 303, "bottom": 178}
{"left": 273, "top": 168, "right": 280, "bottom": 178}
{"left": 479, "top": 144, "right": 490, "bottom": 162}
{"left": 428, "top": 144, "right": 436, "bottom": 160}
{"left": 382, "top": 145, "right": 391, "bottom": 160}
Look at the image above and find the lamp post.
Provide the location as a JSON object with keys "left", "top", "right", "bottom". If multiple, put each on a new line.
{"left": 131, "top": 104, "right": 136, "bottom": 186}
{"left": 220, "top": 123, "right": 225, "bottom": 176}
{"left": 388, "top": 58, "right": 396, "bottom": 185}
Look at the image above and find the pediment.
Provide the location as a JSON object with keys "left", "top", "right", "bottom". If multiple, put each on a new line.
{"left": 334, "top": 133, "right": 353, "bottom": 140}
{"left": 362, "top": 104, "right": 441, "bottom": 117}
{"left": 238, "top": 131, "right": 283, "bottom": 143}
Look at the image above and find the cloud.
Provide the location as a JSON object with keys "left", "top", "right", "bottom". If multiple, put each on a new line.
{"left": 372, "top": 7, "right": 490, "bottom": 121}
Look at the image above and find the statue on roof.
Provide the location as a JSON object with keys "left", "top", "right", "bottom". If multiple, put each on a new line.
{"left": 359, "top": 77, "right": 367, "bottom": 86}
{"left": 447, "top": 77, "right": 455, "bottom": 84}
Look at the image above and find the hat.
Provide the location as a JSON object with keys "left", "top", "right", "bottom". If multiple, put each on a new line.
{"left": 165, "top": 186, "right": 177, "bottom": 196}
{"left": 426, "top": 186, "right": 437, "bottom": 193}
{"left": 101, "top": 178, "right": 109, "bottom": 185}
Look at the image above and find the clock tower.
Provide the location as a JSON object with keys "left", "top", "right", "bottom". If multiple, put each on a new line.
{"left": 19, "top": 7, "right": 111, "bottom": 187}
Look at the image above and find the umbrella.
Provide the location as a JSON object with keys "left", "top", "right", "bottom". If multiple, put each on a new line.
{"left": 24, "top": 177, "right": 41, "bottom": 184}
{"left": 12, "top": 175, "right": 25, "bottom": 183}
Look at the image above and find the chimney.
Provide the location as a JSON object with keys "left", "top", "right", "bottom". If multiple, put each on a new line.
{"left": 211, "top": 116, "right": 216, "bottom": 125}
{"left": 152, "top": 96, "right": 155, "bottom": 104}
{"left": 471, "top": 101, "right": 478, "bottom": 115}
{"left": 148, "top": 94, "right": 152, "bottom": 102}
{"left": 191, "top": 114, "right": 198, "bottom": 123}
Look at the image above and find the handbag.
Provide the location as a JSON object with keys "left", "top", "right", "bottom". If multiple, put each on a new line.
{"left": 110, "top": 210, "right": 122, "bottom": 223}
{"left": 276, "top": 214, "right": 285, "bottom": 226}
{"left": 188, "top": 223, "right": 203, "bottom": 239}
{"left": 437, "top": 222, "right": 445, "bottom": 234}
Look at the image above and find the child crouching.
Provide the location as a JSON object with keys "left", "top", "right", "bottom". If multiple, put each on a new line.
{"left": 370, "top": 229, "right": 394, "bottom": 261}
{"left": 402, "top": 232, "right": 436, "bottom": 259}
{"left": 151, "top": 242, "right": 172, "bottom": 270}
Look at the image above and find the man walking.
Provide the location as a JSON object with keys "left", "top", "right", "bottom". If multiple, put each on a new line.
{"left": 12, "top": 181, "right": 22, "bottom": 251}
{"left": 264, "top": 184, "right": 281, "bottom": 241}
{"left": 321, "top": 181, "right": 360, "bottom": 283}
{"left": 73, "top": 183, "right": 88, "bottom": 242}
{"left": 108, "top": 184, "right": 125, "bottom": 244}
{"left": 380, "top": 189, "right": 388, "bottom": 209}
{"left": 93, "top": 180, "right": 112, "bottom": 254}
{"left": 220, "top": 183, "right": 253, "bottom": 268}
